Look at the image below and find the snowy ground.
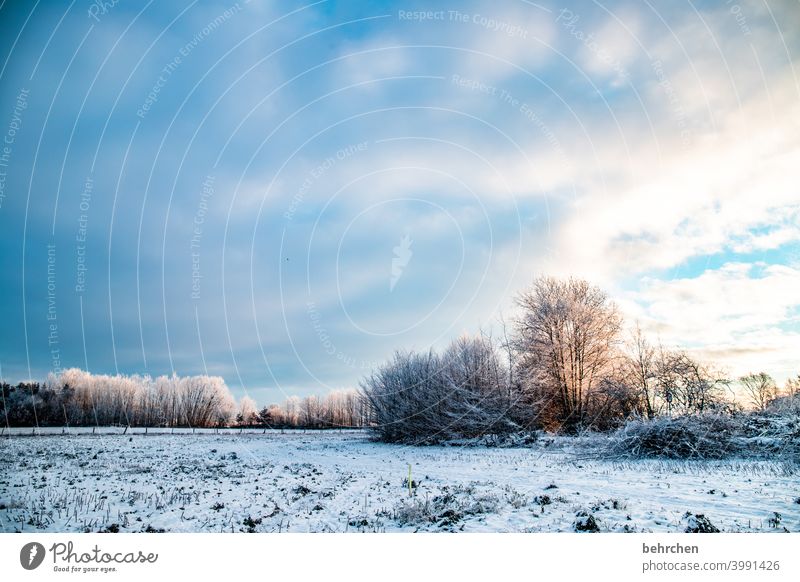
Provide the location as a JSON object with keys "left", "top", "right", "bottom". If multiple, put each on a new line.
{"left": 1, "top": 431, "right": 798, "bottom": 533}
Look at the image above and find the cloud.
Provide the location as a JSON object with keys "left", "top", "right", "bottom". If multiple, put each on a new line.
{"left": 626, "top": 262, "right": 800, "bottom": 380}
{"left": 544, "top": 64, "right": 800, "bottom": 282}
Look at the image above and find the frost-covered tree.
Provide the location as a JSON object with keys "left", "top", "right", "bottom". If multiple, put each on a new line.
{"left": 361, "top": 349, "right": 450, "bottom": 442}
{"left": 512, "top": 276, "right": 622, "bottom": 431}
{"left": 621, "top": 324, "right": 661, "bottom": 420}
{"left": 137, "top": 376, "right": 163, "bottom": 427}
{"left": 1, "top": 369, "right": 372, "bottom": 429}
{"left": 300, "top": 395, "right": 321, "bottom": 428}
{"left": 656, "top": 350, "right": 730, "bottom": 414}
{"left": 440, "top": 335, "right": 516, "bottom": 436}
{"left": 283, "top": 396, "right": 300, "bottom": 426}
{"left": 238, "top": 396, "right": 258, "bottom": 426}
{"left": 784, "top": 375, "right": 800, "bottom": 397}
{"left": 257, "top": 404, "right": 281, "bottom": 427}
{"left": 5, "top": 369, "right": 239, "bottom": 428}
{"left": 361, "top": 335, "right": 517, "bottom": 442}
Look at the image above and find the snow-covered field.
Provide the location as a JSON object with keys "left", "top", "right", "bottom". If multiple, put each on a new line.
{"left": 1, "top": 431, "right": 798, "bottom": 533}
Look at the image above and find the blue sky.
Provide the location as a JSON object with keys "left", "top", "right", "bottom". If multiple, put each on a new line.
{"left": 0, "top": 0, "right": 798, "bottom": 404}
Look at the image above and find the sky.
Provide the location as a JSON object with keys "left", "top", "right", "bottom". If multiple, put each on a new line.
{"left": 0, "top": 0, "right": 798, "bottom": 404}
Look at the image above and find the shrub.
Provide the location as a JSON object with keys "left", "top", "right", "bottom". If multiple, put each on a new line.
{"left": 605, "top": 414, "right": 744, "bottom": 460}
{"left": 574, "top": 511, "right": 600, "bottom": 532}
{"left": 393, "top": 484, "right": 500, "bottom": 528}
{"left": 767, "top": 393, "right": 800, "bottom": 415}
{"left": 739, "top": 410, "right": 800, "bottom": 464}
{"left": 684, "top": 513, "right": 719, "bottom": 533}
{"left": 605, "top": 409, "right": 800, "bottom": 463}
{"left": 361, "top": 337, "right": 519, "bottom": 443}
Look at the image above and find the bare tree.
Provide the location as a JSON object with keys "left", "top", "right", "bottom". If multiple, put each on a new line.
{"left": 656, "top": 350, "right": 729, "bottom": 414}
{"left": 238, "top": 396, "right": 258, "bottom": 426}
{"left": 784, "top": 375, "right": 800, "bottom": 397}
{"left": 622, "top": 324, "right": 661, "bottom": 419}
{"left": 739, "top": 372, "right": 778, "bottom": 411}
{"left": 512, "top": 276, "right": 622, "bottom": 431}
{"left": 283, "top": 396, "right": 300, "bottom": 426}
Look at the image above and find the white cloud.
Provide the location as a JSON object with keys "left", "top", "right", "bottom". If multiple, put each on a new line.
{"left": 730, "top": 222, "right": 800, "bottom": 254}
{"left": 541, "top": 64, "right": 800, "bottom": 283}
{"left": 625, "top": 262, "right": 800, "bottom": 381}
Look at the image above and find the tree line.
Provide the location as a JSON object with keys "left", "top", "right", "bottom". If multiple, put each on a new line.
{"left": 0, "top": 368, "right": 368, "bottom": 429}
{"left": 361, "top": 276, "right": 799, "bottom": 442}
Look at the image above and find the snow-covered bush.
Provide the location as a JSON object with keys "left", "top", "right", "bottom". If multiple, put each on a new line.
{"left": 443, "top": 431, "right": 540, "bottom": 448}
{"left": 361, "top": 336, "right": 518, "bottom": 443}
{"left": 767, "top": 393, "right": 800, "bottom": 415}
{"left": 573, "top": 510, "right": 600, "bottom": 532}
{"left": 393, "top": 484, "right": 500, "bottom": 528}
{"left": 605, "top": 414, "right": 745, "bottom": 460}
{"left": 606, "top": 411, "right": 800, "bottom": 462}
{"left": 740, "top": 409, "right": 800, "bottom": 464}
{"left": 683, "top": 512, "right": 720, "bottom": 533}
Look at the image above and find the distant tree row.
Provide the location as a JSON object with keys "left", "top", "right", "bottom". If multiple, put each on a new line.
{"left": 361, "top": 276, "right": 800, "bottom": 442}
{"left": 0, "top": 369, "right": 237, "bottom": 428}
{"left": 0, "top": 368, "right": 368, "bottom": 429}
{"left": 238, "top": 391, "right": 370, "bottom": 429}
